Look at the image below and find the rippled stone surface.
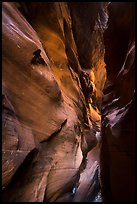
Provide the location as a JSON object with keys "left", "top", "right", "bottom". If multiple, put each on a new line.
{"left": 100, "top": 2, "right": 135, "bottom": 202}
{"left": 2, "top": 2, "right": 108, "bottom": 202}
{"left": 2, "top": 2, "right": 134, "bottom": 202}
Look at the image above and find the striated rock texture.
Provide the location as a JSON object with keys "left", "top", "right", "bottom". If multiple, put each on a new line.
{"left": 2, "top": 2, "right": 107, "bottom": 202}
{"left": 2, "top": 2, "right": 135, "bottom": 202}
{"left": 100, "top": 2, "right": 135, "bottom": 202}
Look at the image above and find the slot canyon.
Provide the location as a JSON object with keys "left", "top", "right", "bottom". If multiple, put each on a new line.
{"left": 2, "top": 2, "right": 135, "bottom": 202}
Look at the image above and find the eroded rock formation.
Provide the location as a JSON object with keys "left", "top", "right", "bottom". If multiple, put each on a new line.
{"left": 2, "top": 2, "right": 135, "bottom": 202}
{"left": 100, "top": 2, "right": 135, "bottom": 202}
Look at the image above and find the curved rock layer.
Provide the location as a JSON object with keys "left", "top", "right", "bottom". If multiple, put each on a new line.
{"left": 2, "top": 2, "right": 135, "bottom": 202}
{"left": 2, "top": 2, "right": 107, "bottom": 202}
{"left": 100, "top": 2, "right": 135, "bottom": 202}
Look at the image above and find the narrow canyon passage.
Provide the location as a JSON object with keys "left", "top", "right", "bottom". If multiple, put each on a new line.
{"left": 2, "top": 2, "right": 135, "bottom": 202}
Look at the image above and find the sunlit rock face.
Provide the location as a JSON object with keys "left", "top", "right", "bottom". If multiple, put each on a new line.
{"left": 100, "top": 2, "right": 135, "bottom": 202}
{"left": 69, "top": 2, "right": 107, "bottom": 111}
{"left": 2, "top": 3, "right": 84, "bottom": 202}
{"left": 3, "top": 2, "right": 134, "bottom": 203}
{"left": 2, "top": 2, "right": 107, "bottom": 202}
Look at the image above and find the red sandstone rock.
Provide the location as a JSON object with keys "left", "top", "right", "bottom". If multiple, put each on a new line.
{"left": 2, "top": 2, "right": 99, "bottom": 202}
{"left": 2, "top": 2, "right": 135, "bottom": 202}
{"left": 100, "top": 2, "right": 135, "bottom": 202}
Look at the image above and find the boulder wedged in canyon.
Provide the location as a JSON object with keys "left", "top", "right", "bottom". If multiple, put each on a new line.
{"left": 2, "top": 2, "right": 135, "bottom": 202}
{"left": 100, "top": 2, "right": 135, "bottom": 202}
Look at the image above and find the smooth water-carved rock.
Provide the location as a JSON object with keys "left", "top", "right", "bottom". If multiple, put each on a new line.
{"left": 100, "top": 2, "right": 135, "bottom": 202}
{"left": 2, "top": 2, "right": 101, "bottom": 202}
{"left": 2, "top": 2, "right": 134, "bottom": 203}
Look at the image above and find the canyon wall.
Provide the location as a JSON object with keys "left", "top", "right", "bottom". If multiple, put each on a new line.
{"left": 2, "top": 2, "right": 107, "bottom": 202}
{"left": 100, "top": 2, "right": 135, "bottom": 202}
{"left": 2, "top": 2, "right": 135, "bottom": 202}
